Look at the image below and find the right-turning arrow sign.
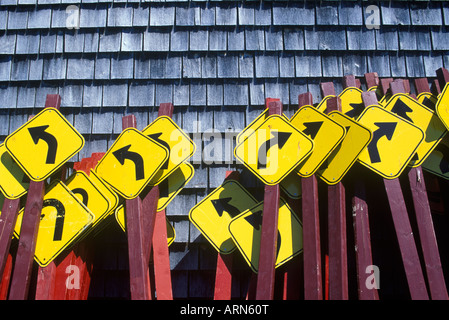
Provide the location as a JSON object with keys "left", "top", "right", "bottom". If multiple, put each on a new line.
{"left": 257, "top": 130, "right": 292, "bottom": 169}
{"left": 367, "top": 122, "right": 397, "bottom": 163}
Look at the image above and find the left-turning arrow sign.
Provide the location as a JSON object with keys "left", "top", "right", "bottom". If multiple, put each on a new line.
{"left": 28, "top": 125, "right": 58, "bottom": 164}
{"left": 113, "top": 144, "right": 145, "bottom": 181}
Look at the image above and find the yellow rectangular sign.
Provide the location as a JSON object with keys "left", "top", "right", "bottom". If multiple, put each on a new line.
{"left": 357, "top": 106, "right": 424, "bottom": 179}
{"left": 95, "top": 127, "right": 168, "bottom": 199}
{"left": 436, "top": 83, "right": 449, "bottom": 131}
{"left": 189, "top": 180, "right": 258, "bottom": 254}
{"left": 142, "top": 116, "right": 196, "bottom": 186}
{"left": 5, "top": 108, "right": 84, "bottom": 181}
{"left": 0, "top": 143, "right": 29, "bottom": 199}
{"left": 228, "top": 198, "right": 303, "bottom": 273}
{"left": 14, "top": 180, "right": 94, "bottom": 267}
{"left": 290, "top": 106, "right": 346, "bottom": 177}
{"left": 317, "top": 111, "right": 372, "bottom": 185}
{"left": 234, "top": 115, "right": 314, "bottom": 185}
{"left": 385, "top": 93, "right": 447, "bottom": 167}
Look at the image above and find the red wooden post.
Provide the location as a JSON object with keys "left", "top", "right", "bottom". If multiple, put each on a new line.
{"left": 214, "top": 170, "right": 239, "bottom": 300}
{"left": 0, "top": 253, "right": 13, "bottom": 299}
{"left": 123, "top": 115, "right": 153, "bottom": 300}
{"left": 149, "top": 103, "right": 174, "bottom": 300}
{"left": 8, "top": 94, "right": 61, "bottom": 300}
{"left": 397, "top": 79, "right": 448, "bottom": 300}
{"left": 299, "top": 92, "right": 323, "bottom": 300}
{"left": 324, "top": 94, "right": 348, "bottom": 300}
{"left": 0, "top": 199, "right": 20, "bottom": 283}
{"left": 255, "top": 100, "right": 282, "bottom": 300}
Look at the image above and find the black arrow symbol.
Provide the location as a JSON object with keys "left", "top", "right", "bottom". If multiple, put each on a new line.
{"left": 42, "top": 198, "right": 65, "bottom": 241}
{"left": 28, "top": 125, "right": 58, "bottom": 164}
{"left": 345, "top": 102, "right": 365, "bottom": 119}
{"left": 421, "top": 97, "right": 435, "bottom": 110}
{"left": 211, "top": 197, "right": 240, "bottom": 219}
{"left": 113, "top": 144, "right": 145, "bottom": 181}
{"left": 391, "top": 99, "right": 414, "bottom": 123}
{"left": 147, "top": 132, "right": 170, "bottom": 170}
{"left": 302, "top": 121, "right": 323, "bottom": 140}
{"left": 257, "top": 131, "right": 292, "bottom": 169}
{"left": 244, "top": 209, "right": 281, "bottom": 257}
{"left": 434, "top": 143, "right": 449, "bottom": 174}
{"left": 71, "top": 188, "right": 89, "bottom": 207}
{"left": 367, "top": 122, "right": 397, "bottom": 164}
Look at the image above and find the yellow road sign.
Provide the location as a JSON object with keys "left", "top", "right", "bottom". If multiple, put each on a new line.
{"left": 417, "top": 92, "right": 438, "bottom": 110}
{"left": 157, "top": 162, "right": 194, "bottom": 211}
{"left": 237, "top": 109, "right": 289, "bottom": 145}
{"left": 65, "top": 171, "right": 111, "bottom": 235}
{"left": 385, "top": 93, "right": 447, "bottom": 167}
{"left": 0, "top": 143, "right": 29, "bottom": 199}
{"left": 422, "top": 135, "right": 449, "bottom": 180}
{"left": 290, "top": 106, "right": 346, "bottom": 177}
{"left": 14, "top": 180, "right": 94, "bottom": 267}
{"left": 115, "top": 204, "right": 175, "bottom": 246}
{"left": 5, "top": 108, "right": 84, "bottom": 182}
{"left": 88, "top": 169, "right": 119, "bottom": 217}
{"left": 141, "top": 116, "right": 196, "bottom": 186}
{"left": 228, "top": 198, "right": 303, "bottom": 273}
{"left": 95, "top": 127, "right": 169, "bottom": 199}
{"left": 189, "top": 180, "right": 258, "bottom": 254}
{"left": 357, "top": 106, "right": 424, "bottom": 179}
{"left": 436, "top": 83, "right": 449, "bottom": 131}
{"left": 338, "top": 87, "right": 366, "bottom": 120}
{"left": 234, "top": 115, "right": 314, "bottom": 185}
{"left": 316, "top": 111, "right": 372, "bottom": 185}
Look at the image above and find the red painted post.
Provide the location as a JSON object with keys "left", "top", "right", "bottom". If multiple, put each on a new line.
{"left": 0, "top": 199, "right": 21, "bottom": 283}
{"left": 299, "top": 92, "right": 323, "bottom": 300}
{"left": 0, "top": 253, "right": 13, "bottom": 299}
{"left": 396, "top": 79, "right": 448, "bottom": 300}
{"left": 8, "top": 94, "right": 61, "bottom": 300}
{"left": 324, "top": 95, "right": 348, "bottom": 300}
{"left": 123, "top": 115, "right": 153, "bottom": 300}
{"left": 255, "top": 100, "right": 282, "bottom": 300}
{"left": 149, "top": 103, "right": 174, "bottom": 300}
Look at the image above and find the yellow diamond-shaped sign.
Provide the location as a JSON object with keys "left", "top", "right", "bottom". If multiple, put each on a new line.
{"left": 316, "top": 111, "right": 372, "bottom": 185}
{"left": 279, "top": 171, "right": 302, "bottom": 199}
{"left": 422, "top": 135, "right": 449, "bottom": 180}
{"left": 115, "top": 204, "right": 175, "bottom": 246}
{"left": 357, "top": 106, "right": 424, "bottom": 179}
{"left": 189, "top": 180, "right": 258, "bottom": 254}
{"left": 95, "top": 127, "right": 168, "bottom": 199}
{"left": 141, "top": 116, "right": 196, "bottom": 186}
{"left": 65, "top": 170, "right": 115, "bottom": 237}
{"left": 385, "top": 93, "right": 447, "bottom": 167}
{"left": 157, "top": 162, "right": 194, "bottom": 211}
{"left": 290, "top": 106, "right": 346, "bottom": 177}
{"left": 234, "top": 115, "right": 314, "bottom": 185}
{"left": 228, "top": 198, "right": 303, "bottom": 273}
{"left": 14, "top": 180, "right": 94, "bottom": 267}
{"left": 417, "top": 92, "right": 438, "bottom": 110}
{"left": 0, "top": 143, "right": 29, "bottom": 199}
{"left": 436, "top": 83, "right": 449, "bottom": 131}
{"left": 5, "top": 108, "right": 85, "bottom": 181}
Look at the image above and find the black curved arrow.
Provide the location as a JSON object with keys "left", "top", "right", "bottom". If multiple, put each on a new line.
{"left": 367, "top": 122, "right": 397, "bottom": 164}
{"left": 257, "top": 131, "right": 292, "bottom": 169}
{"left": 147, "top": 132, "right": 170, "bottom": 170}
{"left": 435, "top": 143, "right": 449, "bottom": 174}
{"left": 302, "top": 121, "right": 323, "bottom": 140}
{"left": 42, "top": 198, "right": 65, "bottom": 241}
{"left": 113, "top": 144, "right": 145, "bottom": 181}
{"left": 391, "top": 99, "right": 413, "bottom": 123}
{"left": 28, "top": 125, "right": 58, "bottom": 164}
{"left": 71, "top": 188, "right": 89, "bottom": 207}
{"left": 211, "top": 197, "right": 240, "bottom": 218}
{"left": 244, "top": 210, "right": 281, "bottom": 256}
{"left": 346, "top": 102, "right": 365, "bottom": 119}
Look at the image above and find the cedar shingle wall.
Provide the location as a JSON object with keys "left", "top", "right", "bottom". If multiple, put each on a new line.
{"left": 1, "top": 1, "right": 448, "bottom": 299}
